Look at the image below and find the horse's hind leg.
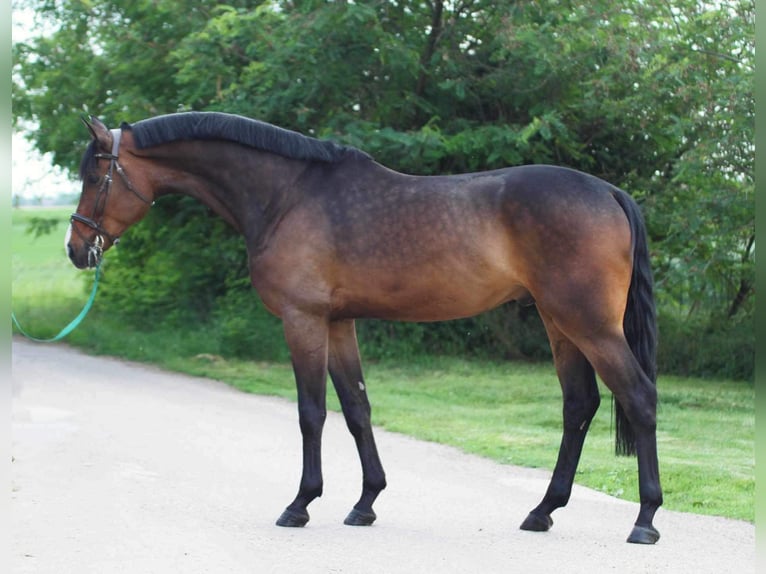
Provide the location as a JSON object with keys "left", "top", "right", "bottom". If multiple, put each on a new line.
{"left": 579, "top": 332, "right": 662, "bottom": 544}
{"left": 521, "top": 312, "right": 601, "bottom": 533}
{"left": 328, "top": 319, "right": 387, "bottom": 526}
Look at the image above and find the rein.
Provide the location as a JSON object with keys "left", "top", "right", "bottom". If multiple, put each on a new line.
{"left": 12, "top": 262, "right": 101, "bottom": 343}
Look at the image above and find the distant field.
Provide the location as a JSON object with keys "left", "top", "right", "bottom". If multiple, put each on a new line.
{"left": 12, "top": 206, "right": 79, "bottom": 291}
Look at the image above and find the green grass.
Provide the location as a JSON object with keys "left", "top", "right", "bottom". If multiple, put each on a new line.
{"left": 11, "top": 206, "right": 93, "bottom": 338}
{"left": 12, "top": 206, "right": 78, "bottom": 282}
{"left": 12, "top": 207, "right": 755, "bottom": 523}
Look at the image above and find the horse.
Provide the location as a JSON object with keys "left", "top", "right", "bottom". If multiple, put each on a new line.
{"left": 67, "top": 111, "right": 661, "bottom": 544}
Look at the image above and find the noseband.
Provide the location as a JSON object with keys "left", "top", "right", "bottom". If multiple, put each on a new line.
{"left": 70, "top": 128, "right": 152, "bottom": 264}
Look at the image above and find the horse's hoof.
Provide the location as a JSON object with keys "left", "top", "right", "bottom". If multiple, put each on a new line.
{"left": 520, "top": 512, "right": 553, "bottom": 532}
{"left": 344, "top": 507, "right": 377, "bottom": 526}
{"left": 276, "top": 508, "right": 309, "bottom": 527}
{"left": 627, "top": 524, "right": 660, "bottom": 544}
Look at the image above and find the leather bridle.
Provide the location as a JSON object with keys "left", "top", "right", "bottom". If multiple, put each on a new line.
{"left": 70, "top": 128, "right": 152, "bottom": 265}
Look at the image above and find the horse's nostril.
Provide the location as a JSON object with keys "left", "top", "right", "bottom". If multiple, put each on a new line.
{"left": 67, "top": 244, "right": 75, "bottom": 260}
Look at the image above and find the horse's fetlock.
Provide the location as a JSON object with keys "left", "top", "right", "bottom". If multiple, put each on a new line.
{"left": 363, "top": 475, "right": 387, "bottom": 494}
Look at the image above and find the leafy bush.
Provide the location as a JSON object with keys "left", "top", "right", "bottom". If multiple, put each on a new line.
{"left": 657, "top": 311, "right": 754, "bottom": 381}
{"left": 97, "top": 196, "right": 246, "bottom": 327}
{"left": 357, "top": 320, "right": 427, "bottom": 361}
{"left": 210, "top": 286, "right": 288, "bottom": 362}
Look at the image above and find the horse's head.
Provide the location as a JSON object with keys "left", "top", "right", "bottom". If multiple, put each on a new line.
{"left": 67, "top": 116, "right": 154, "bottom": 269}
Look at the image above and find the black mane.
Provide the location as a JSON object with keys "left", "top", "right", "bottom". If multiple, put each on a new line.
{"left": 80, "top": 112, "right": 370, "bottom": 181}
{"left": 128, "top": 112, "right": 370, "bottom": 163}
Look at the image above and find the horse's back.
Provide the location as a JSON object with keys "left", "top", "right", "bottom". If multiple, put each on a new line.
{"left": 254, "top": 161, "right": 634, "bottom": 323}
{"left": 322, "top": 163, "right": 632, "bottom": 320}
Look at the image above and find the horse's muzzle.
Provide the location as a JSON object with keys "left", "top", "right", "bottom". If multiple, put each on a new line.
{"left": 67, "top": 243, "right": 101, "bottom": 269}
{"left": 66, "top": 224, "right": 103, "bottom": 269}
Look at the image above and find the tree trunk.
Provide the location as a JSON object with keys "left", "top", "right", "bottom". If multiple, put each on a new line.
{"left": 415, "top": 0, "right": 445, "bottom": 101}
{"left": 727, "top": 234, "right": 755, "bottom": 318}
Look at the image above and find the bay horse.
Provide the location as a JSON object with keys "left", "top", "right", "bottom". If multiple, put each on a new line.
{"left": 67, "top": 112, "right": 661, "bottom": 544}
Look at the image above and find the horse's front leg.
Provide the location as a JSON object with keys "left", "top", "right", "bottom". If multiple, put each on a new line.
{"left": 328, "top": 319, "right": 386, "bottom": 526}
{"left": 276, "top": 311, "right": 329, "bottom": 527}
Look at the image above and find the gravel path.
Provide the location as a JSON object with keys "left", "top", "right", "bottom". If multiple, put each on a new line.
{"left": 11, "top": 339, "right": 755, "bottom": 573}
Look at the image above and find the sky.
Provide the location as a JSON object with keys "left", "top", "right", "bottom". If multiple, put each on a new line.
{"left": 12, "top": 4, "right": 76, "bottom": 201}
{"left": 12, "top": 131, "right": 75, "bottom": 201}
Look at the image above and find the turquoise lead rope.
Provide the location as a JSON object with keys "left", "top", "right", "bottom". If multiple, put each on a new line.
{"left": 12, "top": 262, "right": 102, "bottom": 343}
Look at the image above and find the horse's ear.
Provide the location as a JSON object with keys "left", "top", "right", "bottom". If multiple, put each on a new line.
{"left": 81, "top": 115, "right": 112, "bottom": 152}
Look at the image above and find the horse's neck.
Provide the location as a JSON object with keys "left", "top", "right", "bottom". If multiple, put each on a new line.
{"left": 153, "top": 142, "right": 306, "bottom": 241}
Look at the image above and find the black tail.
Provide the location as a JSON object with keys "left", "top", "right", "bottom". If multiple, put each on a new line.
{"left": 610, "top": 188, "right": 658, "bottom": 456}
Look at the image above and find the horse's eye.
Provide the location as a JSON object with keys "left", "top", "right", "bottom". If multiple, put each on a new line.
{"left": 87, "top": 174, "right": 100, "bottom": 185}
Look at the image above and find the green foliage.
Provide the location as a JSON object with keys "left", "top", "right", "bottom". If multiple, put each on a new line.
{"left": 210, "top": 285, "right": 289, "bottom": 361}
{"left": 657, "top": 311, "right": 754, "bottom": 380}
{"left": 97, "top": 196, "right": 246, "bottom": 325}
{"left": 358, "top": 304, "right": 552, "bottom": 363}
{"left": 24, "top": 216, "right": 61, "bottom": 238}
{"left": 12, "top": 0, "right": 754, "bottom": 379}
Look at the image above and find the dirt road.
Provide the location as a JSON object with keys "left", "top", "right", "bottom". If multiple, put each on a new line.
{"left": 11, "top": 339, "right": 755, "bottom": 573}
